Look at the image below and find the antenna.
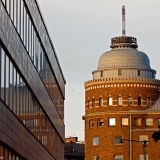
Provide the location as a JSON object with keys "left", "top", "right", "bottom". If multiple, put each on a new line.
{"left": 122, "top": 6, "right": 126, "bottom": 36}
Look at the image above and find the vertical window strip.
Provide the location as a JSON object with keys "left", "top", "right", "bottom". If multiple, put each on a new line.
{"left": 5, "top": 55, "right": 10, "bottom": 106}
{"left": 1, "top": 49, "right": 5, "bottom": 101}
{"left": 0, "top": 45, "right": 1, "bottom": 98}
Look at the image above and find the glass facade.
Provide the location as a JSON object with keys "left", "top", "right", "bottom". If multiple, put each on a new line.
{"left": 0, "top": 43, "right": 64, "bottom": 158}
{"left": 1, "top": 0, "right": 64, "bottom": 120}
{"left": 0, "top": 0, "right": 65, "bottom": 159}
{"left": 0, "top": 145, "right": 25, "bottom": 160}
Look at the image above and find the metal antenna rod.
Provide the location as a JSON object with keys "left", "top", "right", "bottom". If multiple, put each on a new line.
{"left": 122, "top": 6, "right": 126, "bottom": 36}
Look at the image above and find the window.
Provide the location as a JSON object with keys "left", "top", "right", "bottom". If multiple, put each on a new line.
{"left": 147, "top": 97, "right": 150, "bottom": 106}
{"left": 158, "top": 118, "right": 160, "bottom": 127}
{"left": 115, "top": 155, "right": 123, "bottom": 160}
{"left": 108, "top": 97, "right": 112, "bottom": 106}
{"left": 88, "top": 100, "right": 90, "bottom": 108}
{"left": 138, "top": 97, "right": 141, "bottom": 106}
{"left": 100, "top": 71, "right": 103, "bottom": 77}
{"left": 93, "top": 156, "right": 99, "bottom": 160}
{"left": 97, "top": 118, "right": 104, "bottom": 126}
{"left": 139, "top": 135, "right": 148, "bottom": 142}
{"left": 70, "top": 146, "right": 75, "bottom": 152}
{"left": 146, "top": 118, "right": 153, "bottom": 126}
{"left": 93, "top": 137, "right": 99, "bottom": 146}
{"left": 118, "top": 69, "right": 122, "bottom": 76}
{"left": 109, "top": 118, "right": 116, "bottom": 126}
{"left": 134, "top": 118, "right": 141, "bottom": 126}
{"left": 99, "top": 98, "right": 103, "bottom": 106}
{"left": 139, "top": 155, "right": 148, "bottom": 160}
{"left": 122, "top": 118, "right": 129, "bottom": 126}
{"left": 89, "top": 119, "right": 94, "bottom": 128}
{"left": 128, "top": 96, "right": 132, "bottom": 105}
{"left": 114, "top": 136, "right": 122, "bottom": 144}
{"left": 138, "top": 70, "right": 140, "bottom": 76}
{"left": 152, "top": 72, "right": 155, "bottom": 78}
{"left": 118, "top": 97, "right": 122, "bottom": 105}
{"left": 92, "top": 99, "right": 95, "bottom": 107}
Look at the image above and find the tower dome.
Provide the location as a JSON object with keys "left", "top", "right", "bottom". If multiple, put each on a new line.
{"left": 93, "top": 36, "right": 156, "bottom": 79}
{"left": 98, "top": 48, "right": 150, "bottom": 70}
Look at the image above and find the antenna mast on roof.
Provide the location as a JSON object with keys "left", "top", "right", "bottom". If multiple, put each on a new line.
{"left": 122, "top": 6, "right": 126, "bottom": 36}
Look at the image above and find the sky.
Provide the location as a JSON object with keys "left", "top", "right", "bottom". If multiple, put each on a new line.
{"left": 37, "top": 0, "right": 160, "bottom": 141}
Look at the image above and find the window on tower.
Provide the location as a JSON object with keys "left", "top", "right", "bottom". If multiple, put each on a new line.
{"left": 146, "top": 118, "right": 153, "bottom": 126}
{"left": 109, "top": 118, "right": 116, "bottom": 126}
{"left": 139, "top": 154, "right": 148, "bottom": 160}
{"left": 99, "top": 98, "right": 103, "bottom": 106}
{"left": 97, "top": 118, "right": 104, "bottom": 126}
{"left": 92, "top": 98, "right": 95, "bottom": 107}
{"left": 158, "top": 118, "right": 160, "bottom": 127}
{"left": 128, "top": 96, "right": 132, "bottom": 105}
{"left": 139, "top": 135, "right": 149, "bottom": 145}
{"left": 121, "top": 118, "right": 129, "bottom": 126}
{"left": 134, "top": 118, "right": 141, "bottom": 126}
{"left": 138, "top": 97, "right": 141, "bottom": 106}
{"left": 108, "top": 97, "right": 112, "bottom": 106}
{"left": 146, "top": 97, "right": 150, "bottom": 106}
{"left": 152, "top": 72, "right": 155, "bottom": 78}
{"left": 118, "top": 97, "right": 122, "bottom": 105}
{"left": 93, "top": 156, "right": 99, "bottom": 160}
{"left": 93, "top": 137, "right": 99, "bottom": 146}
{"left": 88, "top": 99, "right": 90, "bottom": 108}
{"left": 114, "top": 135, "right": 123, "bottom": 144}
{"left": 118, "top": 69, "right": 122, "bottom": 76}
{"left": 138, "top": 70, "right": 140, "bottom": 76}
{"left": 89, "top": 119, "right": 94, "bottom": 128}
{"left": 100, "top": 71, "right": 103, "bottom": 77}
{"left": 115, "top": 155, "right": 123, "bottom": 160}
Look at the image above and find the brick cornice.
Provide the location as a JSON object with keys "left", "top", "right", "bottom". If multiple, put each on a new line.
{"left": 85, "top": 77, "right": 160, "bottom": 87}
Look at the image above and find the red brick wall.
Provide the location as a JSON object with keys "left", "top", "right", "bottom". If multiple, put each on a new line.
{"left": 83, "top": 80, "right": 160, "bottom": 160}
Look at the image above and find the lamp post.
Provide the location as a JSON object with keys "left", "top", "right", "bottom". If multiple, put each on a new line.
{"left": 118, "top": 139, "right": 149, "bottom": 160}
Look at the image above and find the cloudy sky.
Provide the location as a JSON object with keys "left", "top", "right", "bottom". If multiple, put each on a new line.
{"left": 38, "top": 0, "right": 160, "bottom": 141}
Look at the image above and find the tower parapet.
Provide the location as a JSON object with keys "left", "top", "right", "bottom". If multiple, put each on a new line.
{"left": 110, "top": 36, "right": 138, "bottom": 49}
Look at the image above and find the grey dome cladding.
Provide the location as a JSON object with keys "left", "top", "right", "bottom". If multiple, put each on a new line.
{"left": 98, "top": 48, "right": 151, "bottom": 69}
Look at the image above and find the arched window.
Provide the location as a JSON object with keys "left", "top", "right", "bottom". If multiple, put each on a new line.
{"left": 138, "top": 97, "right": 141, "bottom": 106}
{"left": 118, "top": 97, "right": 122, "bottom": 105}
{"left": 128, "top": 96, "right": 132, "bottom": 105}
{"left": 89, "top": 119, "right": 94, "bottom": 128}
{"left": 92, "top": 98, "right": 95, "bottom": 107}
{"left": 70, "top": 146, "right": 75, "bottom": 152}
{"left": 88, "top": 99, "right": 90, "bottom": 108}
{"left": 99, "top": 98, "right": 103, "bottom": 106}
{"left": 108, "top": 97, "right": 112, "bottom": 106}
{"left": 147, "top": 97, "right": 150, "bottom": 106}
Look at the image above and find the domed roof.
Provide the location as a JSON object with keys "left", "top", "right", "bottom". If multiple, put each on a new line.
{"left": 98, "top": 36, "right": 151, "bottom": 70}
{"left": 98, "top": 48, "right": 150, "bottom": 69}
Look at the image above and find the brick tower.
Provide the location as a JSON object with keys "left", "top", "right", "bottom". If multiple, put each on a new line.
{"left": 83, "top": 35, "right": 160, "bottom": 160}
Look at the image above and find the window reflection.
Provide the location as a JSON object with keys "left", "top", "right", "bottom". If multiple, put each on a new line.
{"left": 1, "top": 0, "right": 64, "bottom": 118}
{"left": 13, "top": 67, "right": 17, "bottom": 114}
{"left": 0, "top": 145, "right": 23, "bottom": 160}
{"left": 0, "top": 1, "right": 65, "bottom": 156}
{"left": 1, "top": 48, "right": 5, "bottom": 101}
{"left": 6, "top": 55, "right": 9, "bottom": 106}
{"left": 17, "top": 73, "right": 20, "bottom": 115}
{"left": 0, "top": 45, "right": 59, "bottom": 155}
{"left": 9, "top": 62, "right": 13, "bottom": 110}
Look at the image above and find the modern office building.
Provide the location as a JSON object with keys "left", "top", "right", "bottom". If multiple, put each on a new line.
{"left": 0, "top": 0, "right": 65, "bottom": 159}
{"left": 82, "top": 20, "right": 160, "bottom": 160}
